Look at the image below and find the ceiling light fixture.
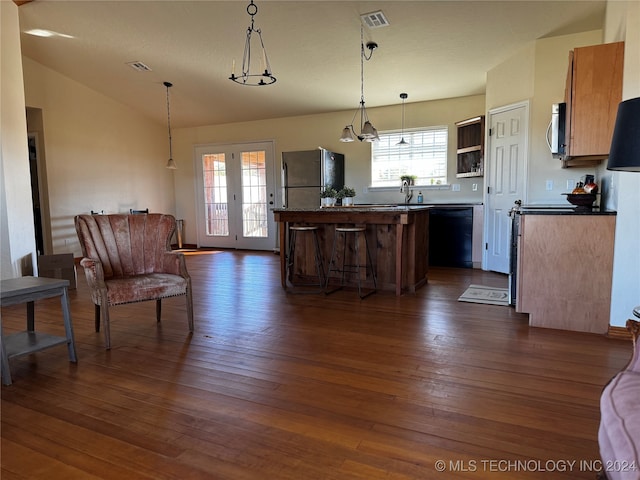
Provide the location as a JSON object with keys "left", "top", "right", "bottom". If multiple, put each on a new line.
{"left": 397, "top": 93, "right": 409, "bottom": 146}
{"left": 339, "top": 26, "right": 379, "bottom": 143}
{"left": 229, "top": 0, "right": 276, "bottom": 86}
{"left": 164, "top": 81, "right": 177, "bottom": 170}
{"left": 607, "top": 97, "right": 640, "bottom": 172}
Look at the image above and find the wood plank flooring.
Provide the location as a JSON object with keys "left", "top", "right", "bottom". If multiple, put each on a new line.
{"left": 1, "top": 251, "right": 632, "bottom": 479}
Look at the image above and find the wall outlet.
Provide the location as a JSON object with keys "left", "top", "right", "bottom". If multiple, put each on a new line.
{"left": 452, "top": 183, "right": 460, "bottom": 192}
{"left": 567, "top": 179, "right": 575, "bottom": 190}
{"left": 472, "top": 183, "right": 478, "bottom": 191}
{"left": 546, "top": 180, "right": 553, "bottom": 191}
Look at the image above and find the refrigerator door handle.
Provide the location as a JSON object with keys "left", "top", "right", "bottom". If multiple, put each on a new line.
{"left": 283, "top": 162, "right": 288, "bottom": 207}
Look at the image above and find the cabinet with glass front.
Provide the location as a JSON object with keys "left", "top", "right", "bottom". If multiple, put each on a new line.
{"left": 456, "top": 116, "right": 485, "bottom": 178}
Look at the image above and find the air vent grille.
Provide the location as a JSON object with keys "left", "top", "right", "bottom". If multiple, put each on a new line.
{"left": 126, "top": 61, "right": 152, "bottom": 72}
{"left": 360, "top": 11, "right": 390, "bottom": 29}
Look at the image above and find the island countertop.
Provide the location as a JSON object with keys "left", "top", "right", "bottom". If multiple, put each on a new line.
{"left": 273, "top": 206, "right": 430, "bottom": 295}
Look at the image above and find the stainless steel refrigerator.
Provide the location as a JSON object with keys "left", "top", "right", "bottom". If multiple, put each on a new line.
{"left": 282, "top": 148, "right": 345, "bottom": 208}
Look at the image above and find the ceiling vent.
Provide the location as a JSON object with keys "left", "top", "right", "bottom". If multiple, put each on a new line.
{"left": 360, "top": 11, "right": 390, "bottom": 29}
{"left": 126, "top": 61, "right": 152, "bottom": 72}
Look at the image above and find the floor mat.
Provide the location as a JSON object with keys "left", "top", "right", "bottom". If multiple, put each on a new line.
{"left": 458, "top": 284, "right": 509, "bottom": 306}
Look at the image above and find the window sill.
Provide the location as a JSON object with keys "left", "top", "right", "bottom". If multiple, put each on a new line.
{"left": 366, "top": 184, "right": 451, "bottom": 193}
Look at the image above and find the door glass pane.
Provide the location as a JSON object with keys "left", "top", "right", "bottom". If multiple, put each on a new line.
{"left": 241, "top": 150, "right": 268, "bottom": 238}
{"left": 202, "top": 153, "right": 228, "bottom": 236}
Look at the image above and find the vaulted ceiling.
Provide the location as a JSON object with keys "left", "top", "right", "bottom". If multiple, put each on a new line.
{"left": 17, "top": 1, "right": 606, "bottom": 128}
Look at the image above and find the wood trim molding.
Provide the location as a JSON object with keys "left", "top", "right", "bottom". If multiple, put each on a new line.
{"left": 607, "top": 323, "right": 634, "bottom": 340}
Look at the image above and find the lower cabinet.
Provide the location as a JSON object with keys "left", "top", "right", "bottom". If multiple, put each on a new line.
{"left": 516, "top": 213, "right": 615, "bottom": 334}
{"left": 429, "top": 207, "right": 473, "bottom": 268}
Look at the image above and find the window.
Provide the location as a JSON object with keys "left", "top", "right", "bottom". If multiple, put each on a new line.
{"left": 371, "top": 127, "right": 448, "bottom": 187}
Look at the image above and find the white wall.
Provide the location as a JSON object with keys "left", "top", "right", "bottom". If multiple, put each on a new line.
{"left": 1, "top": 1, "right": 37, "bottom": 279}
{"left": 22, "top": 58, "right": 177, "bottom": 257}
{"left": 487, "top": 30, "right": 604, "bottom": 205}
{"left": 605, "top": 0, "right": 640, "bottom": 328}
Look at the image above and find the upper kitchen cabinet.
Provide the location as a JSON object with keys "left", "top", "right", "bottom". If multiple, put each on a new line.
{"left": 562, "top": 41, "right": 624, "bottom": 167}
{"left": 456, "top": 116, "right": 485, "bottom": 178}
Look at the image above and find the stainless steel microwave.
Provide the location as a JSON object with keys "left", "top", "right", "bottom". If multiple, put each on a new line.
{"left": 546, "top": 102, "right": 566, "bottom": 157}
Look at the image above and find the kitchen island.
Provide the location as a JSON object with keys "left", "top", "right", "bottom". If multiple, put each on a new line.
{"left": 273, "top": 206, "right": 429, "bottom": 295}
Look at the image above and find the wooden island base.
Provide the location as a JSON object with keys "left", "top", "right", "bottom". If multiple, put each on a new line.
{"left": 273, "top": 207, "right": 429, "bottom": 295}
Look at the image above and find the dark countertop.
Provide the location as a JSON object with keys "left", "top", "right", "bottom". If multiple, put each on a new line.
{"left": 517, "top": 205, "right": 616, "bottom": 215}
{"left": 273, "top": 202, "right": 481, "bottom": 213}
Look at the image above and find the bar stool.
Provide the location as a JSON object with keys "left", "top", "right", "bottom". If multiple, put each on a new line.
{"left": 325, "top": 225, "right": 376, "bottom": 298}
{"left": 286, "top": 225, "right": 325, "bottom": 293}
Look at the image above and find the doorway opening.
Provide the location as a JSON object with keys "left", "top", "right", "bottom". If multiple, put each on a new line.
{"left": 26, "top": 107, "right": 52, "bottom": 256}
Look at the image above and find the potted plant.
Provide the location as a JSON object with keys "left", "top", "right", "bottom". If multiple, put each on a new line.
{"left": 320, "top": 187, "right": 338, "bottom": 207}
{"left": 400, "top": 175, "right": 417, "bottom": 186}
{"left": 337, "top": 186, "right": 357, "bottom": 206}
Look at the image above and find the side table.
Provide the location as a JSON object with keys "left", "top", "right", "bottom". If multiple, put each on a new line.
{"left": 1, "top": 276, "right": 78, "bottom": 386}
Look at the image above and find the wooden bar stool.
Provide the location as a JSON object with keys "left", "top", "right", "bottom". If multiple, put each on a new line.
{"left": 325, "top": 225, "right": 376, "bottom": 298}
{"left": 286, "top": 225, "right": 325, "bottom": 293}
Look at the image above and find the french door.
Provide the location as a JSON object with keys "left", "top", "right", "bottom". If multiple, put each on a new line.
{"left": 194, "top": 141, "right": 277, "bottom": 250}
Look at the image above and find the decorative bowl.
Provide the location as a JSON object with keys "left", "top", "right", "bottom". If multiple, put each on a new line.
{"left": 563, "top": 193, "right": 597, "bottom": 211}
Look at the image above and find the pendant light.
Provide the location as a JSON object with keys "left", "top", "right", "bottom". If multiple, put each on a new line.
{"left": 164, "top": 81, "right": 177, "bottom": 169}
{"left": 339, "top": 26, "right": 379, "bottom": 142}
{"left": 229, "top": 0, "right": 276, "bottom": 86}
{"left": 397, "top": 93, "right": 409, "bottom": 146}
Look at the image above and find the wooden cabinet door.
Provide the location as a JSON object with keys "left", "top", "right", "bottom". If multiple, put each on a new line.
{"left": 567, "top": 42, "right": 624, "bottom": 157}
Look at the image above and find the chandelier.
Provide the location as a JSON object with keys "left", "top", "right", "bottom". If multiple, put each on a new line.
{"left": 229, "top": 0, "right": 276, "bottom": 86}
{"left": 339, "top": 26, "right": 379, "bottom": 142}
{"left": 164, "top": 81, "right": 177, "bottom": 170}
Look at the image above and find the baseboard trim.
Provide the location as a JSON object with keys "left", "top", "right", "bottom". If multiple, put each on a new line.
{"left": 607, "top": 324, "right": 633, "bottom": 340}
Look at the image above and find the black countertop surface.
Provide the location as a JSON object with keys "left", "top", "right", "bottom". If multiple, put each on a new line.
{"left": 516, "top": 205, "right": 616, "bottom": 215}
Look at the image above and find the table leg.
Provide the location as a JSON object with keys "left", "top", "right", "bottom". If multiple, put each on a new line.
{"left": 60, "top": 287, "right": 78, "bottom": 363}
{"left": 27, "top": 301, "right": 35, "bottom": 332}
{"left": 0, "top": 318, "right": 12, "bottom": 386}
{"left": 279, "top": 221, "right": 287, "bottom": 288}
{"left": 395, "top": 223, "right": 404, "bottom": 296}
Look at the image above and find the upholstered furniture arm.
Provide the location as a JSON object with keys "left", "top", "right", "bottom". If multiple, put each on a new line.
{"left": 79, "top": 257, "right": 108, "bottom": 305}
{"left": 80, "top": 258, "right": 106, "bottom": 288}
{"left": 162, "top": 251, "right": 190, "bottom": 278}
{"left": 625, "top": 319, "right": 640, "bottom": 372}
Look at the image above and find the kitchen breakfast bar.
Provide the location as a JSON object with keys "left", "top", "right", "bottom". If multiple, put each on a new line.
{"left": 273, "top": 206, "right": 430, "bottom": 296}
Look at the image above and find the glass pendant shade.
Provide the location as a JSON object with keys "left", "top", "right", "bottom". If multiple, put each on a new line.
{"left": 340, "top": 127, "right": 355, "bottom": 142}
{"left": 361, "top": 121, "right": 377, "bottom": 139}
{"left": 166, "top": 158, "right": 177, "bottom": 170}
{"left": 607, "top": 97, "right": 640, "bottom": 172}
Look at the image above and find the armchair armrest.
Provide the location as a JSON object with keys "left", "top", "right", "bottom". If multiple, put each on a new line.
{"left": 162, "top": 251, "right": 190, "bottom": 279}
{"left": 79, "top": 257, "right": 108, "bottom": 306}
{"left": 626, "top": 319, "right": 640, "bottom": 373}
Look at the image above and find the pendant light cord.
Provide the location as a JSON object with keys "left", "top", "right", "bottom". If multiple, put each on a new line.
{"left": 164, "top": 81, "right": 173, "bottom": 160}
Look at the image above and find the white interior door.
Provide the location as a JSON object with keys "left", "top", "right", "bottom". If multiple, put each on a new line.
{"left": 194, "top": 141, "right": 276, "bottom": 250}
{"left": 484, "top": 102, "right": 528, "bottom": 273}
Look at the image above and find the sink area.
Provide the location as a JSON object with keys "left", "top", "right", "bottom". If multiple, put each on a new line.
{"left": 351, "top": 203, "right": 427, "bottom": 209}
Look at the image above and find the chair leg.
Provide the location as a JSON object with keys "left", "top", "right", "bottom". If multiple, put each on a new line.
{"left": 94, "top": 304, "right": 101, "bottom": 332}
{"left": 156, "top": 299, "right": 162, "bottom": 323}
{"left": 102, "top": 305, "right": 112, "bottom": 350}
{"left": 186, "top": 286, "right": 194, "bottom": 333}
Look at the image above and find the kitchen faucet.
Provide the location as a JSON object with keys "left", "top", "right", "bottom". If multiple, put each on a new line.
{"left": 401, "top": 180, "right": 413, "bottom": 204}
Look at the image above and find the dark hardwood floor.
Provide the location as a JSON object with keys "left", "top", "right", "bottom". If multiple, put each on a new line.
{"left": 1, "top": 251, "right": 631, "bottom": 479}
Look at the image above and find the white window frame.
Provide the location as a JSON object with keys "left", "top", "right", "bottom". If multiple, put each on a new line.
{"left": 370, "top": 126, "right": 448, "bottom": 188}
